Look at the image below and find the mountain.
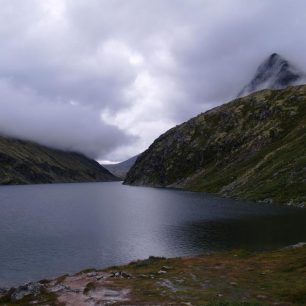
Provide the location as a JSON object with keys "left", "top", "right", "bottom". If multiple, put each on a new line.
{"left": 125, "top": 85, "right": 306, "bottom": 205}
{"left": 103, "top": 155, "right": 139, "bottom": 179}
{"left": 238, "top": 53, "right": 306, "bottom": 97}
{"left": 0, "top": 136, "right": 119, "bottom": 185}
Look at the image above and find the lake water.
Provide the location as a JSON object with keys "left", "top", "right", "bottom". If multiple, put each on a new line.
{"left": 1, "top": 181, "right": 306, "bottom": 287}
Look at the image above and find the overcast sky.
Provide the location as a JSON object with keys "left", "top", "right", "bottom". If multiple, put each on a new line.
{"left": 0, "top": 0, "right": 306, "bottom": 162}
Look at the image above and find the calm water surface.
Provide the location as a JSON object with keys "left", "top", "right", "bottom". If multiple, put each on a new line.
{"left": 1, "top": 182, "right": 306, "bottom": 287}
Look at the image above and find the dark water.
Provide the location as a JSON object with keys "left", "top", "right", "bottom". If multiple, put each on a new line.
{"left": 1, "top": 182, "right": 306, "bottom": 287}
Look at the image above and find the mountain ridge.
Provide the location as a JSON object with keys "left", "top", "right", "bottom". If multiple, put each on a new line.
{"left": 0, "top": 135, "right": 119, "bottom": 185}
{"left": 125, "top": 84, "right": 306, "bottom": 205}
{"left": 103, "top": 155, "right": 139, "bottom": 179}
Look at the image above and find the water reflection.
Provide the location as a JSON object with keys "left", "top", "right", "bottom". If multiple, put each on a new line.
{"left": 165, "top": 213, "right": 306, "bottom": 254}
{"left": 0, "top": 182, "right": 305, "bottom": 287}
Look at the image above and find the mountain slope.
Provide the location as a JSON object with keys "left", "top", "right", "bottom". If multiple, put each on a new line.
{"left": 238, "top": 53, "right": 306, "bottom": 97}
{"left": 125, "top": 85, "right": 306, "bottom": 205}
{"left": 0, "top": 136, "right": 119, "bottom": 185}
{"left": 103, "top": 155, "right": 139, "bottom": 179}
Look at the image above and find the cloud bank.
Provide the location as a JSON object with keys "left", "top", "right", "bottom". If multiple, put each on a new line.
{"left": 0, "top": 0, "right": 306, "bottom": 160}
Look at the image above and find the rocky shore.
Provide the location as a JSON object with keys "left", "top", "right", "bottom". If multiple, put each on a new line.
{"left": 1, "top": 243, "right": 306, "bottom": 305}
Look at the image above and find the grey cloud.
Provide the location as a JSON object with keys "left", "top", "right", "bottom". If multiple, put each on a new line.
{"left": 0, "top": 0, "right": 305, "bottom": 160}
{"left": 0, "top": 78, "right": 135, "bottom": 158}
{"left": 171, "top": 0, "right": 306, "bottom": 116}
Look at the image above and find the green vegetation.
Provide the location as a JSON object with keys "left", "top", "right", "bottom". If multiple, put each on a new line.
{"left": 0, "top": 136, "right": 118, "bottom": 185}
{"left": 2, "top": 245, "right": 306, "bottom": 305}
{"left": 83, "top": 282, "right": 98, "bottom": 294}
{"left": 125, "top": 85, "right": 306, "bottom": 205}
{"left": 0, "top": 287, "right": 58, "bottom": 305}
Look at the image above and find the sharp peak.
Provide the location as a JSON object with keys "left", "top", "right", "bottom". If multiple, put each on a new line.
{"left": 264, "top": 52, "right": 287, "bottom": 64}
{"left": 255, "top": 53, "right": 297, "bottom": 73}
{"left": 237, "top": 53, "right": 305, "bottom": 97}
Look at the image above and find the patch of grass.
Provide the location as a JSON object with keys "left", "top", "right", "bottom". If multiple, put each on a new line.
{"left": 54, "top": 274, "right": 68, "bottom": 285}
{"left": 83, "top": 282, "right": 97, "bottom": 294}
{"left": 105, "top": 245, "right": 306, "bottom": 305}
{"left": 128, "top": 256, "right": 167, "bottom": 268}
{"left": 279, "top": 286, "right": 306, "bottom": 303}
{"left": 3, "top": 246, "right": 306, "bottom": 305}
{"left": 78, "top": 268, "right": 97, "bottom": 274}
{"left": 206, "top": 303, "right": 262, "bottom": 306}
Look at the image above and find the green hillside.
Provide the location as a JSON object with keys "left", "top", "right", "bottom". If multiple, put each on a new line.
{"left": 125, "top": 85, "right": 306, "bottom": 205}
{"left": 0, "top": 136, "right": 118, "bottom": 185}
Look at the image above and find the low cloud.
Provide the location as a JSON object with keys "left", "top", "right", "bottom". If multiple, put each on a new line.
{"left": 0, "top": 78, "right": 134, "bottom": 158}
{"left": 0, "top": 0, "right": 306, "bottom": 160}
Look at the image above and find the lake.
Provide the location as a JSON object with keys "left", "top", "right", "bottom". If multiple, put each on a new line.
{"left": 1, "top": 181, "right": 306, "bottom": 287}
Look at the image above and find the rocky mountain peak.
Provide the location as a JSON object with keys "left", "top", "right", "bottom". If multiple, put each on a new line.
{"left": 238, "top": 53, "right": 306, "bottom": 97}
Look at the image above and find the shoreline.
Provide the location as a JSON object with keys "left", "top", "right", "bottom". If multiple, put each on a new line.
{"left": 1, "top": 243, "right": 306, "bottom": 305}
{"left": 124, "top": 182, "right": 306, "bottom": 208}
{"left": 1, "top": 180, "right": 305, "bottom": 209}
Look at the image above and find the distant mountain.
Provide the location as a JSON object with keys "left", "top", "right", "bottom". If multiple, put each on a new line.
{"left": 0, "top": 136, "right": 119, "bottom": 185}
{"left": 125, "top": 85, "right": 306, "bottom": 206}
{"left": 103, "top": 155, "right": 139, "bottom": 179}
{"left": 238, "top": 53, "right": 306, "bottom": 97}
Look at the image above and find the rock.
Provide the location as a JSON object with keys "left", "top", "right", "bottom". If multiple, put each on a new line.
{"left": 284, "top": 242, "right": 306, "bottom": 249}
{"left": 11, "top": 282, "right": 44, "bottom": 302}
{"left": 121, "top": 271, "right": 132, "bottom": 278}
{"left": 217, "top": 293, "right": 223, "bottom": 297}
{"left": 87, "top": 272, "right": 98, "bottom": 277}
{"left": 257, "top": 294, "right": 268, "bottom": 300}
{"left": 0, "top": 287, "right": 6, "bottom": 295}
{"left": 158, "top": 265, "right": 172, "bottom": 274}
{"left": 95, "top": 275, "right": 105, "bottom": 280}
{"left": 263, "top": 198, "right": 273, "bottom": 204}
{"left": 104, "top": 289, "right": 121, "bottom": 297}
{"left": 159, "top": 279, "right": 178, "bottom": 292}
{"left": 229, "top": 281, "right": 238, "bottom": 286}
{"left": 110, "top": 271, "right": 131, "bottom": 278}
{"left": 49, "top": 284, "right": 69, "bottom": 293}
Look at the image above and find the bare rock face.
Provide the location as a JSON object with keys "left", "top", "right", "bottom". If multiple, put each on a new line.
{"left": 238, "top": 53, "right": 306, "bottom": 97}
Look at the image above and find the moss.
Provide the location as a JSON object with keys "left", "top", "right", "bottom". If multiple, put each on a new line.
{"left": 83, "top": 282, "right": 97, "bottom": 294}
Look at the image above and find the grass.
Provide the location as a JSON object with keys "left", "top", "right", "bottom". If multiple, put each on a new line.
{"left": 1, "top": 245, "right": 306, "bottom": 305}
{"left": 0, "top": 135, "right": 118, "bottom": 185}
{"left": 125, "top": 85, "right": 306, "bottom": 206}
{"left": 116, "top": 246, "right": 306, "bottom": 305}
